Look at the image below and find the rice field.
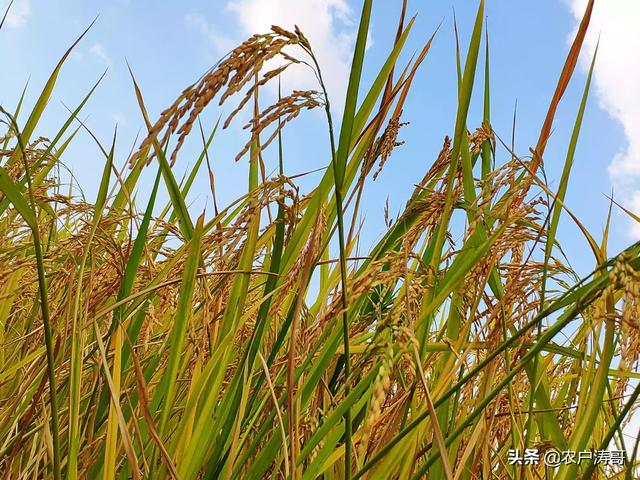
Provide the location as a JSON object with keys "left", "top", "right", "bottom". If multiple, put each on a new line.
{"left": 1, "top": 0, "right": 639, "bottom": 478}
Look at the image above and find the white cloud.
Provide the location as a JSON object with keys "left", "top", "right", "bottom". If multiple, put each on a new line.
{"left": 89, "top": 43, "right": 111, "bottom": 65}
{"left": 187, "top": 0, "right": 358, "bottom": 111}
{"left": 185, "top": 13, "right": 236, "bottom": 54}
{"left": 568, "top": 1, "right": 640, "bottom": 237}
{"left": 3, "top": 0, "right": 30, "bottom": 28}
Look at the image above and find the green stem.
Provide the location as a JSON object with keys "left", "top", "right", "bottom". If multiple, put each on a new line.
{"left": 309, "top": 50, "right": 352, "bottom": 479}
{"left": 21, "top": 137, "right": 61, "bottom": 480}
{"left": 34, "top": 232, "right": 61, "bottom": 480}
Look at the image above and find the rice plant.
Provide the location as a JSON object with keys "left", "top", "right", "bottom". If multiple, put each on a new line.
{"left": 1, "top": 0, "right": 639, "bottom": 478}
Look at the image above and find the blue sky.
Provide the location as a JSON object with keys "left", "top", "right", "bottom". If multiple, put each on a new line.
{"left": 1, "top": 0, "right": 638, "bottom": 276}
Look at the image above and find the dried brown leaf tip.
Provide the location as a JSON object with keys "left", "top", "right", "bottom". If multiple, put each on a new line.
{"left": 130, "top": 25, "right": 314, "bottom": 168}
